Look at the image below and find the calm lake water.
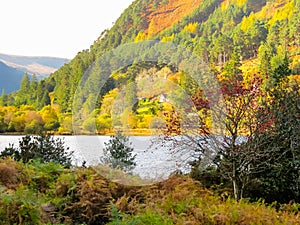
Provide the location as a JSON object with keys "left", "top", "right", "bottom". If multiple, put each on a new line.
{"left": 0, "top": 135, "right": 184, "bottom": 180}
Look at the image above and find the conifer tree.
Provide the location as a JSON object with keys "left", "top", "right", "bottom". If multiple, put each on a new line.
{"left": 0, "top": 89, "right": 7, "bottom": 106}
{"left": 101, "top": 130, "right": 136, "bottom": 173}
{"left": 15, "top": 73, "right": 30, "bottom": 106}
{"left": 29, "top": 74, "right": 38, "bottom": 105}
{"left": 222, "top": 47, "right": 242, "bottom": 81}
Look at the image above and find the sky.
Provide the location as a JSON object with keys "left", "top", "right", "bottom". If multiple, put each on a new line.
{"left": 0, "top": 0, "right": 135, "bottom": 59}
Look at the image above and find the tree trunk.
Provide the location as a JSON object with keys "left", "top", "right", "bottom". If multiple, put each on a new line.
{"left": 233, "top": 178, "right": 240, "bottom": 201}
{"left": 232, "top": 161, "right": 241, "bottom": 200}
{"left": 223, "top": 51, "right": 226, "bottom": 65}
{"left": 218, "top": 53, "right": 222, "bottom": 67}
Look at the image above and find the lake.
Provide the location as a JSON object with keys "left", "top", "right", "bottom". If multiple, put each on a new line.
{"left": 0, "top": 135, "right": 186, "bottom": 180}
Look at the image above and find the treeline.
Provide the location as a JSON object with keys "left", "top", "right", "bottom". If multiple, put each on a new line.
{"left": 0, "top": 105, "right": 62, "bottom": 134}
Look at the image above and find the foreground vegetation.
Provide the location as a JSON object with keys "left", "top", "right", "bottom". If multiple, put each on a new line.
{"left": 0, "top": 158, "right": 299, "bottom": 225}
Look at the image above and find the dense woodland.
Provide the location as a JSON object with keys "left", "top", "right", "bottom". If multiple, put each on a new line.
{"left": 0, "top": 0, "right": 299, "bottom": 223}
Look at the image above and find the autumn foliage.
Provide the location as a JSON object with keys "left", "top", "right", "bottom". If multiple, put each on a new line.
{"left": 0, "top": 159, "right": 299, "bottom": 224}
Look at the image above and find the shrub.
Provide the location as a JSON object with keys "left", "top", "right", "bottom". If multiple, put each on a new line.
{"left": 0, "top": 158, "right": 27, "bottom": 189}
{"left": 62, "top": 169, "right": 113, "bottom": 224}
{"left": 26, "top": 160, "right": 64, "bottom": 193}
{"left": 0, "top": 186, "right": 42, "bottom": 224}
{"left": 0, "top": 133, "right": 73, "bottom": 167}
{"left": 100, "top": 130, "right": 136, "bottom": 173}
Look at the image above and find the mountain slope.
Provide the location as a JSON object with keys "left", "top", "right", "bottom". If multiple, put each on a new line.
{"left": 138, "top": 0, "right": 203, "bottom": 36}
{"left": 53, "top": 0, "right": 298, "bottom": 110}
{"left": 0, "top": 53, "right": 69, "bottom": 76}
{"left": 2, "top": 0, "right": 300, "bottom": 120}
{"left": 0, "top": 61, "right": 25, "bottom": 93}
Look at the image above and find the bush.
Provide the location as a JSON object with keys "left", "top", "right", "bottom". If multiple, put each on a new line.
{"left": 243, "top": 84, "right": 300, "bottom": 203}
{"left": 0, "top": 158, "right": 27, "bottom": 189}
{"left": 0, "top": 133, "right": 73, "bottom": 167}
{"left": 0, "top": 186, "right": 42, "bottom": 224}
{"left": 100, "top": 130, "right": 136, "bottom": 173}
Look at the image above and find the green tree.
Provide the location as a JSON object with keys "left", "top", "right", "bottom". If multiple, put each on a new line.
{"left": 20, "top": 73, "right": 30, "bottom": 91}
{"left": 0, "top": 115, "right": 6, "bottom": 133}
{"left": 271, "top": 53, "right": 291, "bottom": 87}
{"left": 125, "top": 78, "right": 138, "bottom": 111}
{"left": 288, "top": 7, "right": 300, "bottom": 54}
{"left": 101, "top": 130, "right": 136, "bottom": 173}
{"left": 194, "top": 36, "right": 210, "bottom": 63}
{"left": 210, "top": 33, "right": 233, "bottom": 66}
{"left": 248, "top": 19, "right": 268, "bottom": 58}
{"left": 258, "top": 42, "right": 275, "bottom": 90}
{"left": 245, "top": 83, "right": 300, "bottom": 203}
{"left": 0, "top": 89, "right": 7, "bottom": 106}
{"left": 222, "top": 47, "right": 242, "bottom": 80}
{"left": 55, "top": 75, "right": 71, "bottom": 112}
{"left": 41, "top": 92, "right": 51, "bottom": 107}
{"left": 29, "top": 74, "right": 38, "bottom": 105}
{"left": 15, "top": 73, "right": 30, "bottom": 106}
{"left": 35, "top": 80, "right": 51, "bottom": 109}
{"left": 0, "top": 134, "right": 73, "bottom": 167}
{"left": 179, "top": 71, "right": 199, "bottom": 96}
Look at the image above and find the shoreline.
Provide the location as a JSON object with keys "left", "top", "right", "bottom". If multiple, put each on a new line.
{"left": 0, "top": 129, "right": 154, "bottom": 136}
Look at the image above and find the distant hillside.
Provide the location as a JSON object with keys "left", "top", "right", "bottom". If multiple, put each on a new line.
{"left": 0, "top": 53, "right": 69, "bottom": 93}
{"left": 0, "top": 61, "right": 25, "bottom": 93}
{"left": 0, "top": 53, "right": 69, "bottom": 76}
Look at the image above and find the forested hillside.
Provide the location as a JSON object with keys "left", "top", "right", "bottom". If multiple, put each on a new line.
{"left": 0, "top": 0, "right": 299, "bottom": 134}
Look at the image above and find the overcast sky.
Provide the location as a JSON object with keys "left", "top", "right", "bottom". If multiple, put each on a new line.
{"left": 0, "top": 0, "right": 135, "bottom": 59}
